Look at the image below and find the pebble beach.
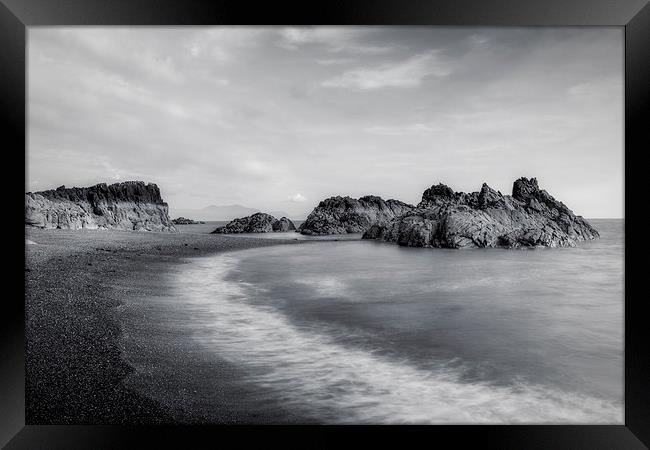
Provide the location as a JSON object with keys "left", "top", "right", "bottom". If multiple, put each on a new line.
{"left": 24, "top": 226, "right": 304, "bottom": 424}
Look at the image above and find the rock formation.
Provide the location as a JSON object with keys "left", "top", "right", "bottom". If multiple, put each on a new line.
{"left": 25, "top": 181, "right": 176, "bottom": 232}
{"left": 212, "top": 212, "right": 296, "bottom": 234}
{"left": 299, "top": 195, "right": 414, "bottom": 235}
{"left": 172, "top": 217, "right": 204, "bottom": 225}
{"left": 272, "top": 216, "right": 297, "bottom": 232}
{"left": 362, "top": 177, "right": 599, "bottom": 248}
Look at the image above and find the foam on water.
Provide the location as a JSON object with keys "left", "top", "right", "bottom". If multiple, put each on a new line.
{"left": 175, "top": 253, "right": 623, "bottom": 424}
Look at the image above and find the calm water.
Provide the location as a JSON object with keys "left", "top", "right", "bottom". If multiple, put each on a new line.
{"left": 147, "top": 219, "right": 624, "bottom": 423}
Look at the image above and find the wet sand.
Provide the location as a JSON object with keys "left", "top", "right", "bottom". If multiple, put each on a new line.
{"left": 24, "top": 226, "right": 305, "bottom": 424}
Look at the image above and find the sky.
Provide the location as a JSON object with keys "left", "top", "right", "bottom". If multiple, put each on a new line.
{"left": 27, "top": 27, "right": 624, "bottom": 219}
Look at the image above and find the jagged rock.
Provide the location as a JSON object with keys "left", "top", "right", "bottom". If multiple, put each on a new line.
{"left": 212, "top": 213, "right": 296, "bottom": 234}
{"left": 172, "top": 217, "right": 203, "bottom": 225}
{"left": 25, "top": 181, "right": 176, "bottom": 232}
{"left": 421, "top": 183, "right": 456, "bottom": 205}
{"left": 362, "top": 177, "right": 599, "bottom": 248}
{"left": 478, "top": 183, "right": 504, "bottom": 208}
{"left": 299, "top": 195, "right": 414, "bottom": 235}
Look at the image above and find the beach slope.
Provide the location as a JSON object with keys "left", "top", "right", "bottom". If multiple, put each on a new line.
{"left": 24, "top": 227, "right": 302, "bottom": 424}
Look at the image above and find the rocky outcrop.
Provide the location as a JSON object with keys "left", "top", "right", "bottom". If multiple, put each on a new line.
{"left": 172, "top": 217, "right": 204, "bottom": 225}
{"left": 25, "top": 181, "right": 176, "bottom": 232}
{"left": 299, "top": 195, "right": 414, "bottom": 235}
{"left": 362, "top": 177, "right": 599, "bottom": 248}
{"left": 212, "top": 213, "right": 296, "bottom": 234}
{"left": 272, "top": 216, "right": 296, "bottom": 232}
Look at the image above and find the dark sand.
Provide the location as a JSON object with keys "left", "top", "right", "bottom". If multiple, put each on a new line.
{"left": 24, "top": 226, "right": 306, "bottom": 424}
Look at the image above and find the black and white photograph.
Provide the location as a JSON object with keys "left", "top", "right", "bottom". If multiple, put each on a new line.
{"left": 24, "top": 26, "right": 624, "bottom": 425}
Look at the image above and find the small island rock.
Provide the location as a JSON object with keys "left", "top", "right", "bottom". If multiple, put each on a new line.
{"left": 299, "top": 195, "right": 414, "bottom": 235}
{"left": 273, "top": 217, "right": 297, "bottom": 232}
{"left": 212, "top": 213, "right": 296, "bottom": 234}
{"left": 362, "top": 177, "right": 599, "bottom": 248}
{"left": 172, "top": 217, "right": 204, "bottom": 225}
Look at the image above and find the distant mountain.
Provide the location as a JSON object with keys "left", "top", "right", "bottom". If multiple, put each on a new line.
{"left": 170, "top": 204, "right": 294, "bottom": 222}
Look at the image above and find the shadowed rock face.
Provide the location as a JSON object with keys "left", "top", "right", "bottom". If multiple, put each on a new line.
{"left": 362, "top": 177, "right": 599, "bottom": 248}
{"left": 212, "top": 213, "right": 296, "bottom": 234}
{"left": 25, "top": 181, "right": 176, "bottom": 232}
{"left": 299, "top": 195, "right": 414, "bottom": 235}
{"left": 272, "top": 216, "right": 296, "bottom": 232}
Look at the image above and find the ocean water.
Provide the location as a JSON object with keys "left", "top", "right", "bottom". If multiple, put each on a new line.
{"left": 149, "top": 219, "right": 624, "bottom": 424}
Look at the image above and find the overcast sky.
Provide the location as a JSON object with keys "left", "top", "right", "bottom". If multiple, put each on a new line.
{"left": 28, "top": 27, "right": 623, "bottom": 218}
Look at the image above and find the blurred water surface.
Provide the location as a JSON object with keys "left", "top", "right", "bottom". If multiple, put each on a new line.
{"left": 170, "top": 219, "right": 623, "bottom": 423}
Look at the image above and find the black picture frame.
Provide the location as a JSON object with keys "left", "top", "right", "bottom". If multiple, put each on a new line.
{"left": 2, "top": 0, "right": 648, "bottom": 448}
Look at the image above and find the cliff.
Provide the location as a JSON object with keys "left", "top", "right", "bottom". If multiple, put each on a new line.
{"left": 212, "top": 213, "right": 296, "bottom": 233}
{"left": 25, "top": 181, "right": 176, "bottom": 232}
{"left": 362, "top": 177, "right": 599, "bottom": 248}
{"left": 299, "top": 195, "right": 414, "bottom": 235}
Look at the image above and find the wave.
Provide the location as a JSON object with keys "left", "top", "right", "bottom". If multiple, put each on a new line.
{"left": 174, "top": 253, "right": 623, "bottom": 424}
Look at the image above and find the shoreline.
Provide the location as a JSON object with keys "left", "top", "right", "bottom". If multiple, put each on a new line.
{"left": 24, "top": 226, "right": 307, "bottom": 424}
{"left": 24, "top": 220, "right": 623, "bottom": 424}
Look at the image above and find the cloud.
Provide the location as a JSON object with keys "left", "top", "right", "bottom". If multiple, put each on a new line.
{"left": 315, "top": 58, "right": 354, "bottom": 65}
{"left": 279, "top": 28, "right": 334, "bottom": 50}
{"left": 288, "top": 193, "right": 307, "bottom": 202}
{"left": 364, "top": 123, "right": 442, "bottom": 135}
{"left": 567, "top": 77, "right": 622, "bottom": 101}
{"left": 321, "top": 52, "right": 450, "bottom": 90}
{"left": 27, "top": 27, "right": 623, "bottom": 219}
{"left": 278, "top": 27, "right": 394, "bottom": 54}
{"left": 184, "top": 28, "right": 269, "bottom": 63}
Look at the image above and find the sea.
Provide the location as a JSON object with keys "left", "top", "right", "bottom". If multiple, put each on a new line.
{"left": 125, "top": 219, "right": 624, "bottom": 424}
